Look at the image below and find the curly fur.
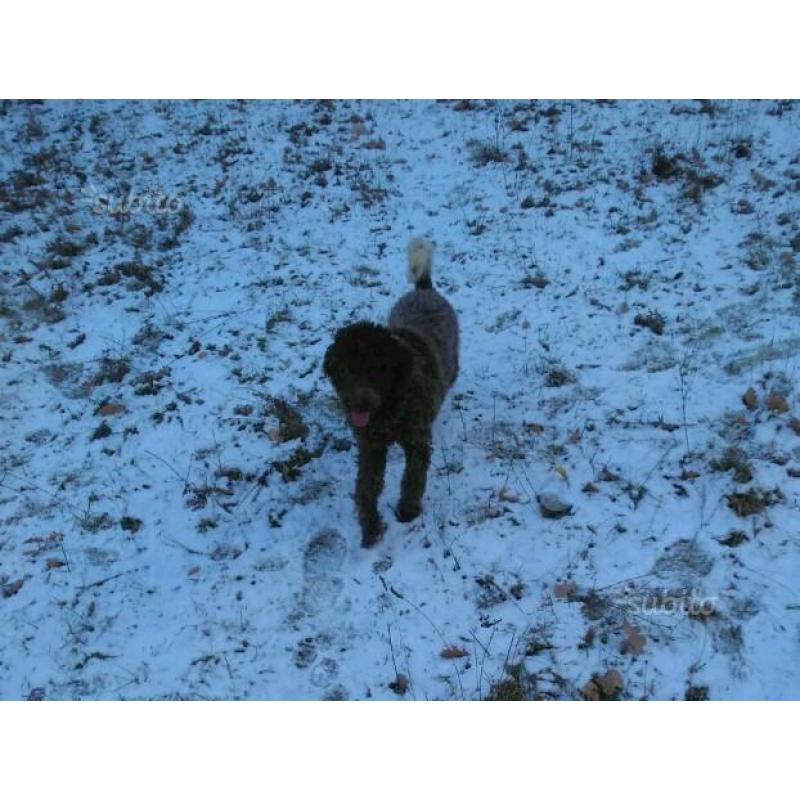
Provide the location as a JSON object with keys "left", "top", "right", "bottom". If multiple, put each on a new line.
{"left": 324, "top": 240, "right": 459, "bottom": 547}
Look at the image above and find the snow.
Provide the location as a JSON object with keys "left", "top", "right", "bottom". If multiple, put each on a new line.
{"left": 1, "top": 99, "right": 798, "bottom": 700}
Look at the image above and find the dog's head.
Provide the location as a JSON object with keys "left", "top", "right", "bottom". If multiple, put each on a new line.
{"left": 323, "top": 322, "right": 412, "bottom": 429}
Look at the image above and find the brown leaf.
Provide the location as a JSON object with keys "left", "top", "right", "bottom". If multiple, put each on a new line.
{"left": 766, "top": 393, "right": 789, "bottom": 414}
{"left": 2, "top": 578, "right": 25, "bottom": 598}
{"left": 583, "top": 669, "right": 624, "bottom": 700}
{"left": 620, "top": 624, "right": 646, "bottom": 654}
{"left": 97, "top": 402, "right": 126, "bottom": 416}
{"left": 598, "top": 467, "right": 620, "bottom": 482}
{"left": 440, "top": 645, "right": 469, "bottom": 659}
{"left": 582, "top": 482, "right": 599, "bottom": 494}
{"left": 742, "top": 387, "right": 758, "bottom": 410}
{"left": 582, "top": 679, "right": 602, "bottom": 700}
{"left": 789, "top": 418, "right": 800, "bottom": 435}
{"left": 578, "top": 626, "right": 596, "bottom": 650}
{"left": 45, "top": 558, "right": 66, "bottom": 570}
{"left": 554, "top": 581, "right": 578, "bottom": 600}
{"left": 597, "top": 669, "right": 624, "bottom": 697}
{"left": 389, "top": 674, "right": 409, "bottom": 695}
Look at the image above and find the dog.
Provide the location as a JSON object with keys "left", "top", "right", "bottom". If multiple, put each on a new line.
{"left": 323, "top": 239, "right": 459, "bottom": 547}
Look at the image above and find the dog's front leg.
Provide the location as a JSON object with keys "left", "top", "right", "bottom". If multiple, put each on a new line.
{"left": 396, "top": 436, "right": 432, "bottom": 523}
{"left": 355, "top": 442, "right": 388, "bottom": 547}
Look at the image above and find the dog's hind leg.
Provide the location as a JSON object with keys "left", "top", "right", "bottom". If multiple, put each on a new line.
{"left": 396, "top": 435, "right": 432, "bottom": 523}
{"left": 355, "top": 442, "right": 388, "bottom": 547}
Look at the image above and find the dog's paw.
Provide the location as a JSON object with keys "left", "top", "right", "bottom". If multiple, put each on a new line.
{"left": 360, "top": 518, "right": 386, "bottom": 549}
{"left": 395, "top": 499, "right": 422, "bottom": 523}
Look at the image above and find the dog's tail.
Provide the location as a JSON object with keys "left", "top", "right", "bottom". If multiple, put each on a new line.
{"left": 407, "top": 238, "right": 434, "bottom": 290}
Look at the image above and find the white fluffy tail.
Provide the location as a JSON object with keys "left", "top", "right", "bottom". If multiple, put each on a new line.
{"left": 407, "top": 238, "right": 433, "bottom": 289}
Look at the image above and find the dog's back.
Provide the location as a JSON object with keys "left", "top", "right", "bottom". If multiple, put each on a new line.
{"left": 388, "top": 239, "right": 459, "bottom": 387}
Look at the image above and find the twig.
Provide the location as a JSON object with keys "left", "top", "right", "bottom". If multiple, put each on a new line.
{"left": 144, "top": 449, "right": 190, "bottom": 485}
{"left": 386, "top": 624, "right": 400, "bottom": 679}
{"left": 163, "top": 536, "right": 208, "bottom": 557}
{"left": 77, "top": 570, "right": 136, "bottom": 592}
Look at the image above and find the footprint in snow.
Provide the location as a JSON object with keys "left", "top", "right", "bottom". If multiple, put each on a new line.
{"left": 301, "top": 528, "right": 347, "bottom": 615}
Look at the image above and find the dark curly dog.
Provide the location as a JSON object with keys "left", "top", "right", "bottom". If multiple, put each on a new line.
{"left": 324, "top": 239, "right": 459, "bottom": 547}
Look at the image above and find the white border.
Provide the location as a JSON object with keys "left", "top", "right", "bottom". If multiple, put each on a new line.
{"left": 3, "top": 702, "right": 798, "bottom": 798}
{"left": 1, "top": 1, "right": 797, "bottom": 97}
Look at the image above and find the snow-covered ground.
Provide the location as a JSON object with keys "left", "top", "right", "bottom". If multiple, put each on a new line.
{"left": 1, "top": 99, "right": 798, "bottom": 700}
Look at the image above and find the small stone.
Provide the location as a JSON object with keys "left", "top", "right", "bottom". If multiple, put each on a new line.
{"left": 538, "top": 493, "right": 572, "bottom": 519}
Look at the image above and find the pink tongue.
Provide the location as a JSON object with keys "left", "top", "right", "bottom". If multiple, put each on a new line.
{"left": 349, "top": 410, "right": 370, "bottom": 428}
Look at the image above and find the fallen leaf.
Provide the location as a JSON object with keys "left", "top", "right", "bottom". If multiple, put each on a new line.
{"left": 581, "top": 669, "right": 625, "bottom": 700}
{"left": 582, "top": 482, "right": 599, "bottom": 494}
{"left": 597, "top": 669, "right": 624, "bottom": 697}
{"left": 440, "top": 646, "right": 469, "bottom": 659}
{"left": 45, "top": 558, "right": 66, "bottom": 570}
{"left": 742, "top": 387, "right": 758, "bottom": 410}
{"left": 554, "top": 581, "right": 578, "bottom": 600}
{"left": 598, "top": 467, "right": 620, "bottom": 482}
{"left": 579, "top": 626, "right": 596, "bottom": 650}
{"left": 2, "top": 578, "right": 25, "bottom": 598}
{"left": 620, "top": 624, "right": 646, "bottom": 654}
{"left": 582, "top": 679, "right": 601, "bottom": 701}
{"left": 389, "top": 674, "right": 409, "bottom": 695}
{"left": 717, "top": 530, "right": 749, "bottom": 547}
{"left": 789, "top": 418, "right": 800, "bottom": 435}
{"left": 766, "top": 393, "right": 789, "bottom": 414}
{"left": 97, "top": 402, "right": 126, "bottom": 416}
{"left": 583, "top": 669, "right": 624, "bottom": 700}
